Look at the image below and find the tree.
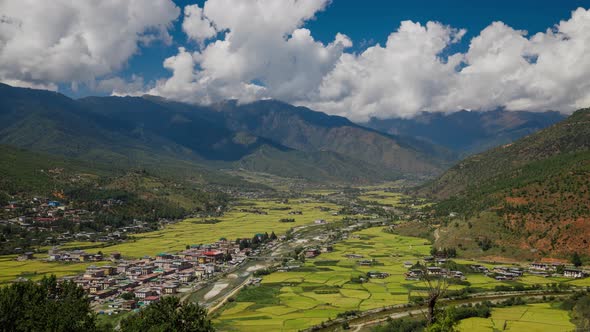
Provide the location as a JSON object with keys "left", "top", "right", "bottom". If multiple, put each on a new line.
{"left": 121, "top": 292, "right": 135, "bottom": 300}
{"left": 427, "top": 306, "right": 459, "bottom": 332}
{"left": 120, "top": 296, "right": 214, "bottom": 332}
{"left": 418, "top": 266, "right": 450, "bottom": 326}
{"left": 0, "top": 275, "right": 97, "bottom": 332}
{"left": 270, "top": 231, "right": 278, "bottom": 241}
{"left": 572, "top": 252, "right": 583, "bottom": 267}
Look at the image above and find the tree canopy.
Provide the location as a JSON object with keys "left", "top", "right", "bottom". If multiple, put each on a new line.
{"left": 120, "top": 296, "right": 214, "bottom": 332}
{"left": 0, "top": 276, "right": 97, "bottom": 332}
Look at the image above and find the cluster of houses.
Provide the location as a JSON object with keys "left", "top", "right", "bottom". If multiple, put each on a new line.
{"left": 529, "top": 262, "right": 587, "bottom": 279}
{"left": 47, "top": 248, "right": 113, "bottom": 262}
{"left": 404, "top": 267, "right": 465, "bottom": 281}
{"left": 64, "top": 239, "right": 253, "bottom": 311}
{"left": 2, "top": 197, "right": 127, "bottom": 225}
{"left": 3, "top": 198, "right": 71, "bottom": 224}
{"left": 1, "top": 197, "right": 155, "bottom": 250}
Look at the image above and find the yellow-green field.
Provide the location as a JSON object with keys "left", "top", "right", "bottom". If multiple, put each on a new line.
{"left": 357, "top": 190, "right": 432, "bottom": 209}
{"left": 458, "top": 303, "right": 574, "bottom": 331}
{"left": 215, "top": 225, "right": 587, "bottom": 331}
{"left": 0, "top": 198, "right": 344, "bottom": 282}
{"left": 215, "top": 228, "right": 432, "bottom": 331}
{"left": 89, "top": 199, "right": 342, "bottom": 258}
{"left": 358, "top": 190, "right": 404, "bottom": 205}
{"left": 0, "top": 255, "right": 109, "bottom": 284}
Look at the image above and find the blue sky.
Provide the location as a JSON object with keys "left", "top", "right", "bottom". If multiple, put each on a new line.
{"left": 2, "top": 0, "right": 590, "bottom": 119}
{"left": 106, "top": 0, "right": 586, "bottom": 97}
{"left": 86, "top": 0, "right": 584, "bottom": 98}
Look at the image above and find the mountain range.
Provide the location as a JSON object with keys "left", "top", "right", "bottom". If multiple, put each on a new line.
{"left": 0, "top": 83, "right": 452, "bottom": 184}
{"left": 0, "top": 83, "right": 568, "bottom": 186}
{"left": 365, "top": 110, "right": 564, "bottom": 156}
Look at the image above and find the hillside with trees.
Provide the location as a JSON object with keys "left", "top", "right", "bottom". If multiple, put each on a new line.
{"left": 421, "top": 109, "right": 590, "bottom": 257}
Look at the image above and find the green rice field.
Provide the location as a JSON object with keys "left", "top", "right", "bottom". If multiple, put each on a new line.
{"left": 215, "top": 227, "right": 433, "bottom": 331}
{"left": 458, "top": 303, "right": 575, "bottom": 331}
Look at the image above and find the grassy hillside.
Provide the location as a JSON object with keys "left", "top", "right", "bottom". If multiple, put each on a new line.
{"left": 215, "top": 100, "right": 453, "bottom": 177}
{"left": 235, "top": 145, "right": 400, "bottom": 183}
{"left": 0, "top": 144, "right": 228, "bottom": 214}
{"left": 421, "top": 108, "right": 590, "bottom": 199}
{"left": 422, "top": 109, "right": 590, "bottom": 257}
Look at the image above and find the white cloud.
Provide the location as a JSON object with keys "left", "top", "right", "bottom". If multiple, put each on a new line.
{"left": 310, "top": 8, "right": 590, "bottom": 121}
{"left": 153, "top": 4, "right": 590, "bottom": 121}
{"left": 182, "top": 4, "right": 217, "bottom": 44}
{"left": 150, "top": 0, "right": 352, "bottom": 104}
{"left": 2, "top": 1, "right": 590, "bottom": 121}
{"left": 0, "top": 0, "right": 179, "bottom": 89}
{"left": 307, "top": 21, "right": 466, "bottom": 120}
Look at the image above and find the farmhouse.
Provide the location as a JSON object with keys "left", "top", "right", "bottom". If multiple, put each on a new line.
{"left": 529, "top": 262, "right": 562, "bottom": 271}
{"left": 344, "top": 254, "right": 364, "bottom": 259}
{"left": 17, "top": 252, "right": 34, "bottom": 261}
{"left": 564, "top": 268, "right": 585, "bottom": 279}
{"left": 122, "top": 300, "right": 137, "bottom": 310}
{"left": 358, "top": 259, "right": 374, "bottom": 266}
{"left": 367, "top": 271, "right": 389, "bottom": 279}
{"left": 143, "top": 295, "right": 160, "bottom": 305}
{"left": 304, "top": 249, "right": 320, "bottom": 258}
{"left": 163, "top": 283, "right": 179, "bottom": 294}
{"left": 135, "top": 288, "right": 157, "bottom": 299}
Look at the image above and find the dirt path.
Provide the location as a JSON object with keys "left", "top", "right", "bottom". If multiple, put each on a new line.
{"left": 207, "top": 277, "right": 252, "bottom": 314}
{"left": 204, "top": 283, "right": 229, "bottom": 300}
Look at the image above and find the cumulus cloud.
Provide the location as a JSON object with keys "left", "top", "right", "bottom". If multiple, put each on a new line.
{"left": 0, "top": 0, "right": 179, "bottom": 89}
{"left": 182, "top": 4, "right": 217, "bottom": 44}
{"left": 2, "top": 0, "right": 590, "bottom": 121}
{"left": 309, "top": 7, "right": 590, "bottom": 120}
{"left": 150, "top": 0, "right": 352, "bottom": 104}
{"left": 152, "top": 4, "right": 590, "bottom": 121}
{"left": 307, "top": 21, "right": 466, "bottom": 119}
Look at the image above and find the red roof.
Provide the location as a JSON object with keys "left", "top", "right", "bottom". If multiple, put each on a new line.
{"left": 144, "top": 296, "right": 159, "bottom": 301}
{"left": 203, "top": 251, "right": 223, "bottom": 256}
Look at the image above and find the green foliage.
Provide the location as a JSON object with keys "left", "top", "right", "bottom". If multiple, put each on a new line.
{"left": 572, "top": 252, "right": 583, "bottom": 267}
{"left": 561, "top": 292, "right": 590, "bottom": 330}
{"left": 426, "top": 306, "right": 459, "bottom": 332}
{"left": 0, "top": 275, "right": 97, "bottom": 331}
{"left": 372, "top": 317, "right": 427, "bottom": 332}
{"left": 120, "top": 296, "right": 213, "bottom": 332}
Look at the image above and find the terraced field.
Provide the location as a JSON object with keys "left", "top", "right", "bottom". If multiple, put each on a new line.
{"left": 357, "top": 190, "right": 431, "bottom": 209}
{"left": 357, "top": 190, "right": 404, "bottom": 205}
{"left": 215, "top": 228, "right": 432, "bottom": 331}
{"left": 214, "top": 226, "right": 589, "bottom": 331}
{"left": 458, "top": 303, "right": 575, "bottom": 331}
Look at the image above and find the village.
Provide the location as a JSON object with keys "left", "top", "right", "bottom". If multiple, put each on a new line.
{"left": 54, "top": 236, "right": 266, "bottom": 315}
{"left": 0, "top": 196, "right": 179, "bottom": 255}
